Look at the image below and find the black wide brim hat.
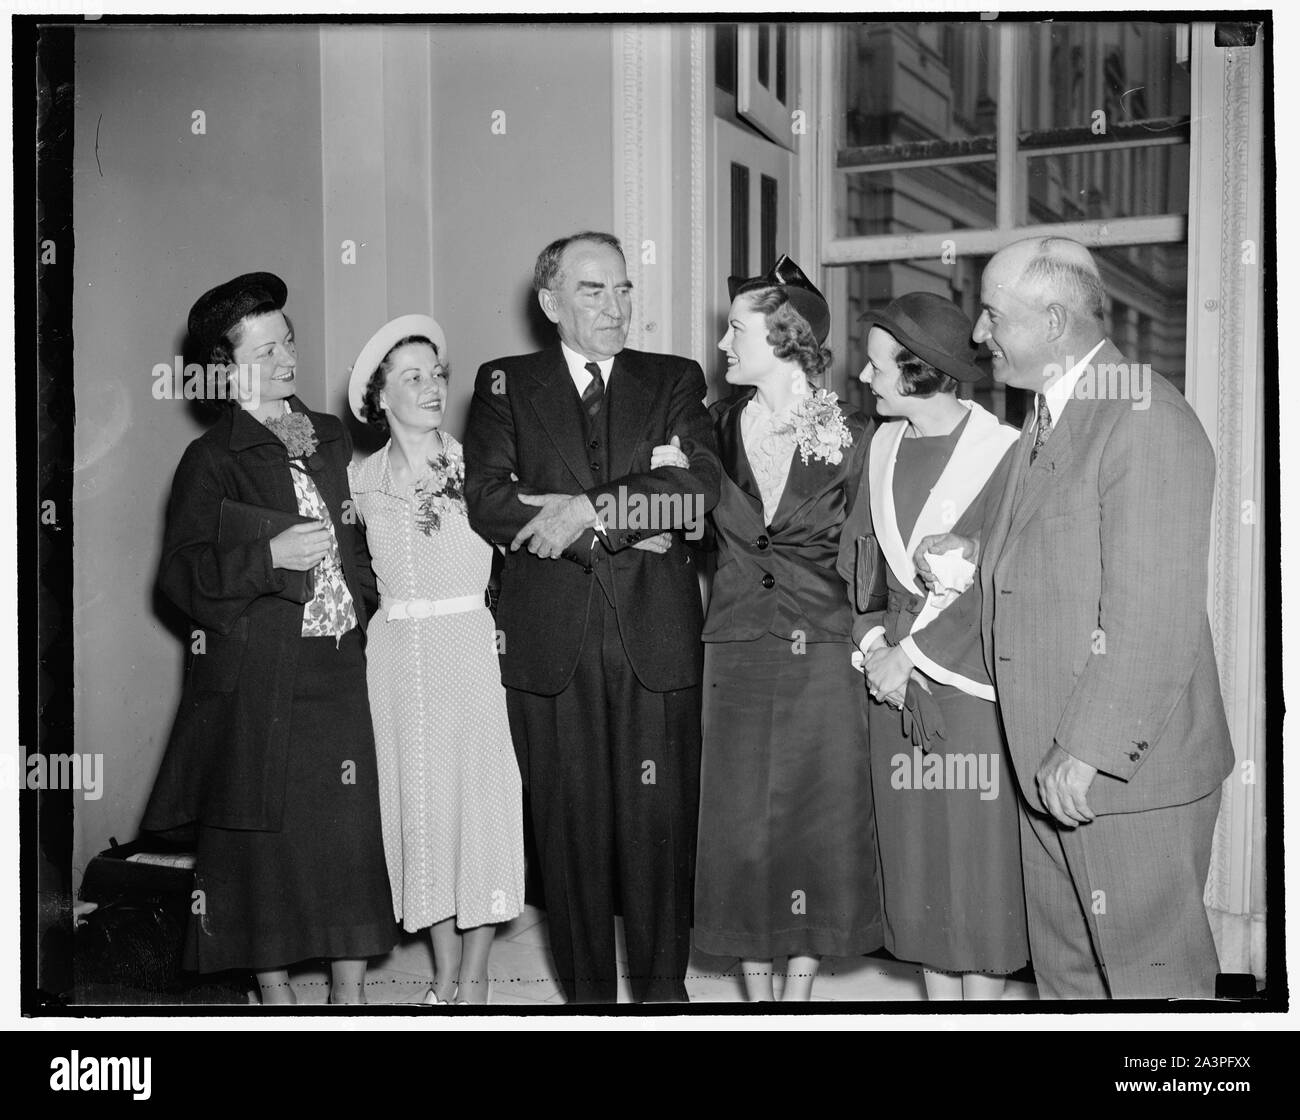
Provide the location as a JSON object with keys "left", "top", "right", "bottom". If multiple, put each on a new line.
{"left": 187, "top": 271, "right": 288, "bottom": 363}
{"left": 728, "top": 254, "right": 830, "bottom": 345}
{"left": 858, "top": 291, "right": 984, "bottom": 383}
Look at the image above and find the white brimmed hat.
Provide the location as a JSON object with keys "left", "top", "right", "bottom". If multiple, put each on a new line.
{"left": 348, "top": 314, "right": 448, "bottom": 422}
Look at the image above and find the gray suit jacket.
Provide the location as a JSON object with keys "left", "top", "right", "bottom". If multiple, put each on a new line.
{"left": 980, "top": 341, "right": 1234, "bottom": 815}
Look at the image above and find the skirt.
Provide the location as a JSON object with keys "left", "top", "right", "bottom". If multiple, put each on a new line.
{"left": 693, "top": 633, "right": 882, "bottom": 960}
{"left": 869, "top": 682, "right": 1029, "bottom": 975}
{"left": 184, "top": 629, "right": 396, "bottom": 974}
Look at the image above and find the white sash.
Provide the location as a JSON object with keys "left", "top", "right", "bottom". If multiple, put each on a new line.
{"left": 868, "top": 401, "right": 1018, "bottom": 698}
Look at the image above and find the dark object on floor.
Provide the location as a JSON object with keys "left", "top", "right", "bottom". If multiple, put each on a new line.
{"left": 1216, "top": 972, "right": 1261, "bottom": 999}
{"left": 75, "top": 836, "right": 247, "bottom": 1005}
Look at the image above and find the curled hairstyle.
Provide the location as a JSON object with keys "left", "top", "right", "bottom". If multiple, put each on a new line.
{"left": 1021, "top": 237, "right": 1106, "bottom": 323}
{"left": 740, "top": 286, "right": 832, "bottom": 382}
{"left": 533, "top": 231, "right": 624, "bottom": 293}
{"left": 892, "top": 343, "right": 959, "bottom": 398}
{"left": 360, "top": 334, "right": 443, "bottom": 432}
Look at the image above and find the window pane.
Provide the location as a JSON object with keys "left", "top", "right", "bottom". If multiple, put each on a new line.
{"left": 838, "top": 163, "right": 997, "bottom": 238}
{"left": 837, "top": 21, "right": 999, "bottom": 238}
{"left": 843, "top": 22, "right": 999, "bottom": 148}
{"left": 1023, "top": 145, "right": 1189, "bottom": 222}
{"left": 1018, "top": 22, "right": 1191, "bottom": 135}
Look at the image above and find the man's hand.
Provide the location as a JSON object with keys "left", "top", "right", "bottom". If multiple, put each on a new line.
{"left": 913, "top": 532, "right": 979, "bottom": 591}
{"left": 631, "top": 531, "right": 672, "bottom": 554}
{"left": 511, "top": 493, "right": 597, "bottom": 559}
{"left": 1035, "top": 742, "right": 1098, "bottom": 828}
{"left": 864, "top": 642, "right": 913, "bottom": 709}
{"left": 650, "top": 435, "right": 690, "bottom": 471}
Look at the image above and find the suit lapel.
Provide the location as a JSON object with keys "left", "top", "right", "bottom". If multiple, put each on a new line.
{"left": 715, "top": 390, "right": 764, "bottom": 515}
{"left": 523, "top": 347, "right": 596, "bottom": 489}
{"left": 607, "top": 351, "right": 658, "bottom": 479}
{"left": 983, "top": 415, "right": 1031, "bottom": 599}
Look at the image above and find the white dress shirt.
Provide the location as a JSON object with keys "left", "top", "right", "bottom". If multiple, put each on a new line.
{"left": 560, "top": 340, "right": 614, "bottom": 399}
{"left": 1038, "top": 338, "right": 1107, "bottom": 429}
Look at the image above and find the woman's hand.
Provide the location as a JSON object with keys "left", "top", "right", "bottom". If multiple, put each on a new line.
{"left": 913, "top": 532, "right": 979, "bottom": 591}
{"left": 270, "top": 521, "right": 332, "bottom": 571}
{"left": 650, "top": 435, "right": 690, "bottom": 471}
{"left": 864, "top": 642, "right": 914, "bottom": 708}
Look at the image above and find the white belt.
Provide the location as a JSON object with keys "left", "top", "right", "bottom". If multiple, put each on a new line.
{"left": 384, "top": 594, "right": 484, "bottom": 622}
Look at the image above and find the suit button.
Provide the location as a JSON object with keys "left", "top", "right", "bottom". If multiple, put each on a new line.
{"left": 590, "top": 461, "right": 601, "bottom": 471}
{"left": 589, "top": 439, "right": 599, "bottom": 449}
{"left": 761, "top": 574, "right": 775, "bottom": 590}
{"left": 583, "top": 565, "right": 593, "bottom": 575}
{"left": 1135, "top": 741, "right": 1149, "bottom": 751}
{"left": 755, "top": 534, "right": 770, "bottom": 550}
{"left": 1128, "top": 751, "right": 1141, "bottom": 762}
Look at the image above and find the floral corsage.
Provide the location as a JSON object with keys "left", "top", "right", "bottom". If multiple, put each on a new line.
{"left": 777, "top": 388, "right": 853, "bottom": 466}
{"left": 413, "top": 445, "right": 466, "bottom": 535}
{"left": 264, "top": 412, "right": 324, "bottom": 471}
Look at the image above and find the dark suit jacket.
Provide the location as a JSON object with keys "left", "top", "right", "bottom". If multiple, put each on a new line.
{"left": 979, "top": 341, "right": 1234, "bottom": 814}
{"left": 464, "top": 345, "right": 721, "bottom": 696}
{"left": 703, "top": 390, "right": 872, "bottom": 643}
{"left": 143, "top": 398, "right": 377, "bottom": 833}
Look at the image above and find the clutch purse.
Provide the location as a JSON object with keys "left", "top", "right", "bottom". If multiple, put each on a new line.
{"left": 854, "top": 532, "right": 887, "bottom": 613}
{"left": 218, "top": 498, "right": 316, "bottom": 604}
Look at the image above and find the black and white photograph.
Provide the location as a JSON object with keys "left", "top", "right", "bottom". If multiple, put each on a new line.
{"left": 12, "top": 2, "right": 1289, "bottom": 1057}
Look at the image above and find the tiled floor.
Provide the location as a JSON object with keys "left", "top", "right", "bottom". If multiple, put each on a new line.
{"left": 270, "top": 906, "right": 1039, "bottom": 1007}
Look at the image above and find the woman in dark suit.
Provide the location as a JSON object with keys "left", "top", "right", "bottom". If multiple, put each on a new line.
{"left": 143, "top": 272, "right": 393, "bottom": 1004}
{"left": 655, "top": 257, "right": 882, "bottom": 1000}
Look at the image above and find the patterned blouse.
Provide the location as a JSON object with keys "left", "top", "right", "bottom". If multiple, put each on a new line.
{"left": 740, "top": 384, "right": 804, "bottom": 525}
{"left": 289, "top": 461, "right": 357, "bottom": 641}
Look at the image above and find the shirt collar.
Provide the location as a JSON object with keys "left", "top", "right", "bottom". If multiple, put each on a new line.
{"left": 1040, "top": 338, "right": 1107, "bottom": 427}
{"left": 560, "top": 340, "right": 614, "bottom": 387}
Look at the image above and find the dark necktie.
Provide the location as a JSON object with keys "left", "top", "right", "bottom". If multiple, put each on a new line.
{"left": 1030, "top": 394, "right": 1053, "bottom": 464}
{"left": 581, "top": 362, "right": 605, "bottom": 421}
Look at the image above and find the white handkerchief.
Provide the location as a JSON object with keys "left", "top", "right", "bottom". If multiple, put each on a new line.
{"left": 924, "top": 547, "right": 976, "bottom": 609}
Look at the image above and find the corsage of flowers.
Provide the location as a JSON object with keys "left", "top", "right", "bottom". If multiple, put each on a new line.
{"left": 413, "top": 446, "right": 466, "bottom": 535}
{"left": 777, "top": 388, "right": 853, "bottom": 466}
{"left": 264, "top": 412, "right": 324, "bottom": 471}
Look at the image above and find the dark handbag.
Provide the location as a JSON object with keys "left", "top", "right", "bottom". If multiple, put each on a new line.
{"left": 218, "top": 498, "right": 316, "bottom": 604}
{"left": 854, "top": 532, "right": 888, "bottom": 613}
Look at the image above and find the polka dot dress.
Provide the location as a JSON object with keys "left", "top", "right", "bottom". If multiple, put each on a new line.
{"left": 349, "top": 436, "right": 525, "bottom": 932}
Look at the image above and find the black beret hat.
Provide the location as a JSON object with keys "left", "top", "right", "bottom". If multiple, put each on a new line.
{"left": 858, "top": 292, "right": 984, "bottom": 383}
{"left": 187, "top": 271, "right": 287, "bottom": 363}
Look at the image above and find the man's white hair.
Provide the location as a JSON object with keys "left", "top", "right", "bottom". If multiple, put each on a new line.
{"left": 1018, "top": 237, "right": 1106, "bottom": 323}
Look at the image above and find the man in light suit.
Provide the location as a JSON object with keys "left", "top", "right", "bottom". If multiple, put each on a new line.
{"left": 464, "top": 231, "right": 721, "bottom": 1003}
{"left": 919, "top": 237, "right": 1234, "bottom": 998}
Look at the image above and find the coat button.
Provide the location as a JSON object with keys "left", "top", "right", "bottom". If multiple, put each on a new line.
{"left": 590, "top": 461, "right": 601, "bottom": 471}
{"left": 583, "top": 565, "right": 593, "bottom": 575}
{"left": 755, "top": 534, "right": 770, "bottom": 550}
{"left": 589, "top": 438, "right": 599, "bottom": 449}
{"left": 1135, "top": 740, "right": 1149, "bottom": 751}
{"left": 1128, "top": 751, "right": 1141, "bottom": 762}
{"left": 761, "top": 574, "right": 775, "bottom": 589}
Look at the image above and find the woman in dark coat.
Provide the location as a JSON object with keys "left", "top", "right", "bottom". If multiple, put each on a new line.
{"left": 654, "top": 258, "right": 882, "bottom": 1000}
{"left": 143, "top": 272, "right": 394, "bottom": 1004}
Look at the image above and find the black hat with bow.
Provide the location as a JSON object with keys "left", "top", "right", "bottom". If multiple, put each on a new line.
{"left": 728, "top": 254, "right": 830, "bottom": 345}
